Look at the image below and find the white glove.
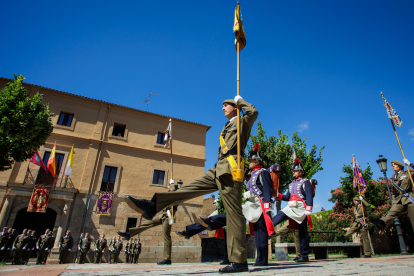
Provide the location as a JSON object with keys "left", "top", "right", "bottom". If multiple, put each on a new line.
{"left": 12, "top": 246, "right": 15, "bottom": 250}
{"left": 36, "top": 246, "right": 39, "bottom": 249}
{"left": 59, "top": 245, "right": 61, "bottom": 248}
{"left": 32, "top": 247, "right": 34, "bottom": 250}
{"left": 404, "top": 158, "right": 411, "bottom": 166}
{"left": 95, "top": 248, "right": 98, "bottom": 251}
{"left": 47, "top": 248, "right": 50, "bottom": 252}
{"left": 0, "top": 247, "right": 4, "bottom": 250}
{"left": 23, "top": 247, "right": 26, "bottom": 250}
{"left": 102, "top": 250, "right": 105, "bottom": 253}
{"left": 87, "top": 251, "right": 90, "bottom": 253}
{"left": 359, "top": 196, "right": 363, "bottom": 200}
{"left": 78, "top": 247, "right": 81, "bottom": 251}
{"left": 234, "top": 95, "right": 243, "bottom": 105}
{"left": 7, "top": 248, "right": 10, "bottom": 250}
{"left": 68, "top": 249, "right": 71, "bottom": 251}
{"left": 169, "top": 179, "right": 174, "bottom": 185}
{"left": 304, "top": 211, "right": 312, "bottom": 216}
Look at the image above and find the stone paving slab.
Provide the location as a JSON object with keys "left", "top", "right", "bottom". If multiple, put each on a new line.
{"left": 0, "top": 256, "right": 413, "bottom": 275}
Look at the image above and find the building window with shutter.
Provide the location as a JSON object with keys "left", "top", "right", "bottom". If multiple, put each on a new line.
{"left": 57, "top": 112, "right": 74, "bottom": 127}
{"left": 100, "top": 166, "right": 118, "bottom": 192}
{"left": 152, "top": 170, "right": 165, "bottom": 185}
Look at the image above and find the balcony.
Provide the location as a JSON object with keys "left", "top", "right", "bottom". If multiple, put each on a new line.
{"left": 23, "top": 166, "right": 74, "bottom": 189}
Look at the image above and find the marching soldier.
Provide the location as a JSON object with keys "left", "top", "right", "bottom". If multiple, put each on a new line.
{"left": 78, "top": 233, "right": 91, "bottom": 264}
{"left": 108, "top": 237, "right": 116, "bottom": 264}
{"left": 2, "top": 228, "right": 16, "bottom": 263}
{"left": 125, "top": 238, "right": 133, "bottom": 263}
{"left": 338, "top": 197, "right": 372, "bottom": 258}
{"left": 36, "top": 229, "right": 51, "bottom": 264}
{"left": 118, "top": 182, "right": 181, "bottom": 265}
{"left": 94, "top": 234, "right": 107, "bottom": 264}
{"left": 59, "top": 230, "right": 73, "bottom": 264}
{"left": 21, "top": 230, "right": 37, "bottom": 265}
{"left": 273, "top": 221, "right": 300, "bottom": 261}
{"left": 114, "top": 236, "right": 123, "bottom": 264}
{"left": 273, "top": 157, "right": 314, "bottom": 263}
{"left": 42, "top": 230, "right": 54, "bottom": 264}
{"left": 370, "top": 160, "right": 414, "bottom": 230}
{"left": 12, "top": 229, "right": 30, "bottom": 265}
{"left": 121, "top": 96, "right": 257, "bottom": 273}
{"left": 133, "top": 239, "right": 141, "bottom": 263}
{"left": 0, "top": 227, "right": 9, "bottom": 262}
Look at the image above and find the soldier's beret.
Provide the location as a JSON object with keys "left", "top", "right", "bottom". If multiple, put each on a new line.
{"left": 223, "top": 99, "right": 235, "bottom": 105}
{"left": 391, "top": 160, "right": 404, "bottom": 168}
{"left": 353, "top": 197, "right": 361, "bottom": 201}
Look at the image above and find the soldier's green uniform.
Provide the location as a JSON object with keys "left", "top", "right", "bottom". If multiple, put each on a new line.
{"left": 59, "top": 233, "right": 74, "bottom": 264}
{"left": 108, "top": 239, "right": 116, "bottom": 264}
{"left": 0, "top": 228, "right": 9, "bottom": 262}
{"left": 274, "top": 221, "right": 300, "bottom": 258}
{"left": 114, "top": 239, "right": 122, "bottom": 264}
{"left": 12, "top": 231, "right": 30, "bottom": 265}
{"left": 149, "top": 98, "right": 258, "bottom": 263}
{"left": 380, "top": 163, "right": 414, "bottom": 229}
{"left": 129, "top": 185, "right": 179, "bottom": 262}
{"left": 344, "top": 197, "right": 371, "bottom": 257}
{"left": 78, "top": 236, "right": 91, "bottom": 264}
{"left": 21, "top": 232, "right": 36, "bottom": 265}
{"left": 2, "top": 230, "right": 16, "bottom": 263}
{"left": 125, "top": 241, "right": 131, "bottom": 263}
{"left": 133, "top": 242, "right": 141, "bottom": 263}
{"left": 94, "top": 237, "right": 107, "bottom": 264}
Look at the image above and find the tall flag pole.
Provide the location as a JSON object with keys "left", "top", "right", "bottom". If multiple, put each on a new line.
{"left": 164, "top": 119, "right": 175, "bottom": 222}
{"left": 47, "top": 141, "right": 57, "bottom": 177}
{"left": 381, "top": 92, "right": 414, "bottom": 185}
{"left": 352, "top": 154, "right": 367, "bottom": 226}
{"left": 233, "top": 1, "right": 246, "bottom": 181}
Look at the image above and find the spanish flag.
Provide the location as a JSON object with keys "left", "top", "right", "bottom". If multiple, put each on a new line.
{"left": 233, "top": 2, "right": 246, "bottom": 51}
{"left": 47, "top": 141, "right": 56, "bottom": 177}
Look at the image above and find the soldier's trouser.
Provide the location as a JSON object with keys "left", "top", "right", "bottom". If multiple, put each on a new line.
{"left": 59, "top": 248, "right": 69, "bottom": 264}
{"left": 94, "top": 251, "right": 103, "bottom": 264}
{"left": 21, "top": 249, "right": 31, "bottom": 264}
{"left": 125, "top": 253, "right": 129, "bottom": 263}
{"left": 114, "top": 252, "right": 119, "bottom": 263}
{"left": 380, "top": 202, "right": 414, "bottom": 229}
{"left": 134, "top": 253, "right": 139, "bottom": 263}
{"left": 36, "top": 249, "right": 46, "bottom": 264}
{"left": 151, "top": 167, "right": 246, "bottom": 263}
{"left": 344, "top": 222, "right": 371, "bottom": 256}
{"left": 42, "top": 250, "right": 50, "bottom": 264}
{"left": 79, "top": 251, "right": 86, "bottom": 264}
{"left": 275, "top": 221, "right": 300, "bottom": 258}
{"left": 2, "top": 249, "right": 11, "bottom": 262}
{"left": 253, "top": 214, "right": 269, "bottom": 265}
{"left": 12, "top": 249, "right": 23, "bottom": 264}
{"left": 109, "top": 251, "right": 114, "bottom": 263}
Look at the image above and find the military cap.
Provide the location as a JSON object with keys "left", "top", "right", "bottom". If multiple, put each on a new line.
{"left": 391, "top": 160, "right": 404, "bottom": 168}
{"left": 3, "top": 227, "right": 8, "bottom": 230}
{"left": 353, "top": 197, "right": 361, "bottom": 201}
{"left": 46, "top": 229, "right": 51, "bottom": 232}
{"left": 223, "top": 99, "right": 235, "bottom": 105}
{"left": 67, "top": 230, "right": 71, "bottom": 233}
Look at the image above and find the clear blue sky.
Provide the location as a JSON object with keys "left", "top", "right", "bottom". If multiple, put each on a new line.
{"left": 1, "top": 1, "right": 414, "bottom": 211}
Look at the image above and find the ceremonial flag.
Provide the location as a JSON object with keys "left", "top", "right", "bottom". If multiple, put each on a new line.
{"left": 292, "top": 146, "right": 297, "bottom": 161}
{"left": 233, "top": 2, "right": 246, "bottom": 51}
{"left": 352, "top": 155, "right": 366, "bottom": 195}
{"left": 163, "top": 119, "right": 172, "bottom": 148}
{"left": 381, "top": 92, "right": 402, "bottom": 127}
{"left": 47, "top": 141, "right": 57, "bottom": 177}
{"left": 27, "top": 185, "right": 52, "bottom": 213}
{"left": 64, "top": 145, "right": 74, "bottom": 177}
{"left": 96, "top": 191, "right": 114, "bottom": 215}
{"left": 30, "top": 150, "right": 47, "bottom": 171}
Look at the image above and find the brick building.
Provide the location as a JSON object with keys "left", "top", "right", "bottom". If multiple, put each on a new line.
{"left": 0, "top": 77, "right": 210, "bottom": 263}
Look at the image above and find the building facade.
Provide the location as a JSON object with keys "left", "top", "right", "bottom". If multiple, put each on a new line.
{"left": 0, "top": 77, "right": 210, "bottom": 263}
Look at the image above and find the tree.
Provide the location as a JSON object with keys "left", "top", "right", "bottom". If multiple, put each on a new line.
{"left": 0, "top": 75, "right": 53, "bottom": 171}
{"left": 247, "top": 121, "right": 325, "bottom": 211}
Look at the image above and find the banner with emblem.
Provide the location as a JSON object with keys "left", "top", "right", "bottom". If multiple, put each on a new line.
{"left": 352, "top": 155, "right": 366, "bottom": 195}
{"left": 96, "top": 191, "right": 114, "bottom": 215}
{"left": 27, "top": 185, "right": 52, "bottom": 212}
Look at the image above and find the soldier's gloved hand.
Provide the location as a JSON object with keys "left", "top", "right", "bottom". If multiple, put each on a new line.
{"left": 404, "top": 158, "right": 411, "bottom": 166}
{"left": 7, "top": 248, "right": 10, "bottom": 250}
{"left": 23, "top": 247, "right": 26, "bottom": 250}
{"left": 0, "top": 247, "right": 4, "bottom": 250}
{"left": 68, "top": 249, "right": 71, "bottom": 251}
{"left": 87, "top": 251, "right": 90, "bottom": 253}
{"left": 36, "top": 246, "right": 39, "bottom": 249}
{"left": 170, "top": 179, "right": 174, "bottom": 185}
{"left": 78, "top": 247, "right": 81, "bottom": 251}
{"left": 59, "top": 245, "right": 61, "bottom": 248}
{"left": 32, "top": 247, "right": 34, "bottom": 250}
{"left": 234, "top": 95, "right": 243, "bottom": 105}
{"left": 359, "top": 196, "right": 363, "bottom": 200}
{"left": 304, "top": 211, "right": 312, "bottom": 215}
{"left": 12, "top": 246, "right": 15, "bottom": 250}
{"left": 305, "top": 206, "right": 312, "bottom": 216}
{"left": 102, "top": 250, "right": 105, "bottom": 253}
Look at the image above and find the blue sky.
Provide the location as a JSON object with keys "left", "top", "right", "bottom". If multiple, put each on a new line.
{"left": 1, "top": 1, "right": 414, "bottom": 211}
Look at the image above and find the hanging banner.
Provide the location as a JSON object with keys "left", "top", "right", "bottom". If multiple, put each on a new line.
{"left": 27, "top": 185, "right": 52, "bottom": 213}
{"left": 96, "top": 191, "right": 114, "bottom": 215}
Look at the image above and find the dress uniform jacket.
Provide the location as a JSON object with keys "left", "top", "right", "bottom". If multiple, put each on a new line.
{"left": 2, "top": 232, "right": 16, "bottom": 262}
{"left": 78, "top": 238, "right": 91, "bottom": 264}
{"left": 150, "top": 98, "right": 258, "bottom": 263}
{"left": 21, "top": 234, "right": 36, "bottom": 265}
{"left": 133, "top": 243, "right": 140, "bottom": 263}
{"left": 59, "top": 235, "right": 73, "bottom": 264}
{"left": 0, "top": 231, "right": 9, "bottom": 261}
{"left": 108, "top": 239, "right": 116, "bottom": 264}
{"left": 12, "top": 234, "right": 30, "bottom": 265}
{"left": 381, "top": 170, "right": 414, "bottom": 229}
{"left": 36, "top": 234, "right": 53, "bottom": 264}
{"left": 94, "top": 238, "right": 107, "bottom": 264}
{"left": 344, "top": 199, "right": 371, "bottom": 256}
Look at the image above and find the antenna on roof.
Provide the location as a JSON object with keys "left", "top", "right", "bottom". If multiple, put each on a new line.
{"left": 140, "top": 93, "right": 160, "bottom": 111}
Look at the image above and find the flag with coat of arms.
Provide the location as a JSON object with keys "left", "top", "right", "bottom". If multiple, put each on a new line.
{"left": 381, "top": 92, "right": 402, "bottom": 127}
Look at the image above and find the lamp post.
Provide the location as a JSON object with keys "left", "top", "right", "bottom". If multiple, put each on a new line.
{"left": 376, "top": 155, "right": 409, "bottom": 255}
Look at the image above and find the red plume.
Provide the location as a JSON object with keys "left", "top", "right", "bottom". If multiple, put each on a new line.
{"left": 253, "top": 143, "right": 260, "bottom": 152}
{"left": 294, "top": 158, "right": 301, "bottom": 163}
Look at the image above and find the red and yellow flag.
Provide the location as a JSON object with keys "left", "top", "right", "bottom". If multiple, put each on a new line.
{"left": 233, "top": 2, "right": 246, "bottom": 51}
{"left": 47, "top": 141, "right": 56, "bottom": 177}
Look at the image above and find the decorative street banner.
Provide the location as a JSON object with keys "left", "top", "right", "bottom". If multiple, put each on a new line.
{"left": 96, "top": 191, "right": 114, "bottom": 215}
{"left": 27, "top": 185, "right": 52, "bottom": 213}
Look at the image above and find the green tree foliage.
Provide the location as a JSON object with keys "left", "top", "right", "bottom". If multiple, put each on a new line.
{"left": 247, "top": 122, "right": 324, "bottom": 198}
{"left": 0, "top": 75, "right": 53, "bottom": 171}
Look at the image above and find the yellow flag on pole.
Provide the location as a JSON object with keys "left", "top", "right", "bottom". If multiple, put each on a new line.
{"left": 233, "top": 2, "right": 246, "bottom": 51}
{"left": 65, "top": 145, "right": 74, "bottom": 177}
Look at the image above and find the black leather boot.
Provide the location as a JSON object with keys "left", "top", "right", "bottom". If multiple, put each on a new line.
{"left": 157, "top": 259, "right": 171, "bottom": 265}
{"left": 117, "top": 231, "right": 130, "bottom": 240}
{"left": 369, "top": 215, "right": 386, "bottom": 229}
{"left": 124, "top": 196, "right": 156, "bottom": 220}
{"left": 219, "top": 262, "right": 248, "bottom": 273}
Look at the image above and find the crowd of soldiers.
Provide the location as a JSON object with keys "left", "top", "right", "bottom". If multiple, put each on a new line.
{"left": 0, "top": 227, "right": 55, "bottom": 265}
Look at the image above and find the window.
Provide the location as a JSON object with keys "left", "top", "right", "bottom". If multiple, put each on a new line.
{"left": 112, "top": 123, "right": 126, "bottom": 137}
{"left": 152, "top": 170, "right": 165, "bottom": 185}
{"left": 156, "top": 132, "right": 166, "bottom": 145}
{"left": 36, "top": 151, "right": 65, "bottom": 185}
{"left": 126, "top": 218, "right": 138, "bottom": 232}
{"left": 100, "top": 166, "right": 118, "bottom": 192}
{"left": 57, "top": 112, "right": 74, "bottom": 127}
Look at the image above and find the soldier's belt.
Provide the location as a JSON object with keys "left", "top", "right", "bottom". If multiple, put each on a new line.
{"left": 219, "top": 149, "right": 245, "bottom": 160}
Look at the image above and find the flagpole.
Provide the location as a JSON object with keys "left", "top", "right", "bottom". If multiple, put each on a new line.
{"left": 236, "top": 40, "right": 241, "bottom": 171}
{"left": 169, "top": 119, "right": 174, "bottom": 220}
{"left": 390, "top": 120, "right": 414, "bottom": 185}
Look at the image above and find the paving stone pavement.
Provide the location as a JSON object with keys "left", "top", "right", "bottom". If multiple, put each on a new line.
{"left": 0, "top": 256, "right": 413, "bottom": 275}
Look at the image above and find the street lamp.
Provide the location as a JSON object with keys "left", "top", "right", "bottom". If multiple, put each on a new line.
{"left": 376, "top": 155, "right": 409, "bottom": 255}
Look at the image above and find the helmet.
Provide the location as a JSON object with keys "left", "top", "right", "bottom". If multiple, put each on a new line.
{"left": 247, "top": 143, "right": 262, "bottom": 162}
{"left": 292, "top": 158, "right": 304, "bottom": 172}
